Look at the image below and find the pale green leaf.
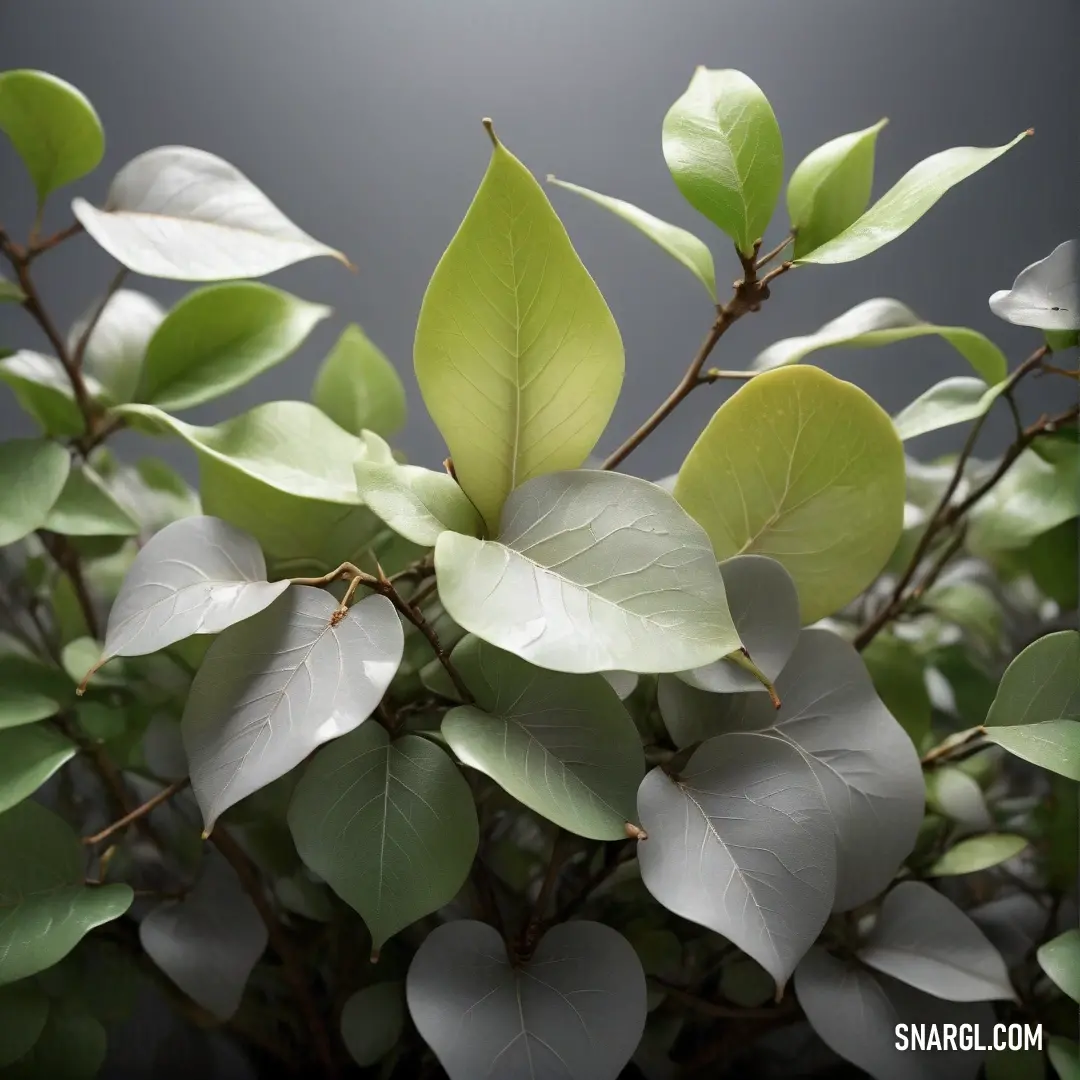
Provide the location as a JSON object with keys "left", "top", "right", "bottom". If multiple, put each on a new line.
{"left": 436, "top": 470, "right": 739, "bottom": 673}
{"left": 340, "top": 983, "right": 405, "bottom": 1067}
{"left": 312, "top": 324, "right": 407, "bottom": 438}
{"left": 0, "top": 689, "right": 59, "bottom": 731}
{"left": 548, "top": 176, "right": 716, "bottom": 299}
{"left": 893, "top": 376, "right": 1008, "bottom": 441}
{"left": 1038, "top": 929, "right": 1080, "bottom": 1003}
{"left": 753, "top": 298, "right": 1008, "bottom": 384}
{"left": 796, "top": 132, "right": 1031, "bottom": 265}
{"left": 673, "top": 366, "right": 905, "bottom": 623}
{"left": 787, "top": 119, "right": 887, "bottom": 258}
{"left": 986, "top": 631, "right": 1080, "bottom": 728}
{"left": 138, "top": 282, "right": 330, "bottom": 411}
{"left": 662, "top": 67, "right": 783, "bottom": 255}
{"left": 0, "top": 352, "right": 103, "bottom": 437}
{"left": 0, "top": 439, "right": 71, "bottom": 546}
{"left": 104, "top": 456, "right": 202, "bottom": 535}
{"left": 986, "top": 720, "right": 1080, "bottom": 781}
{"left": 289, "top": 723, "right": 477, "bottom": 948}
{"left": 414, "top": 130, "right": 624, "bottom": 532}
{"left": 43, "top": 463, "right": 139, "bottom": 536}
{"left": 0, "top": 725, "right": 75, "bottom": 813}
{"left": 928, "top": 833, "right": 1029, "bottom": 877}
{"left": 442, "top": 636, "right": 644, "bottom": 839}
{"left": 0, "top": 800, "right": 133, "bottom": 985}
{"left": 0, "top": 275, "right": 25, "bottom": 304}
{"left": 0, "top": 70, "right": 103, "bottom": 202}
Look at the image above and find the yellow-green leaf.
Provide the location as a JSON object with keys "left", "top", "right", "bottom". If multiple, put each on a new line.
{"left": 414, "top": 129, "right": 623, "bottom": 532}
{"left": 927, "top": 833, "right": 1028, "bottom": 877}
{"left": 673, "top": 366, "right": 905, "bottom": 623}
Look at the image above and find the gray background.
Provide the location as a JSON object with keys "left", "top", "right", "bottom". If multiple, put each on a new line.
{"left": 2, "top": 0, "right": 1077, "bottom": 484}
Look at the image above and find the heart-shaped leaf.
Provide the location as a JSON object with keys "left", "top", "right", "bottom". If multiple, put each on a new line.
{"left": 442, "top": 637, "right": 644, "bottom": 839}
{"left": 43, "top": 463, "right": 140, "bottom": 537}
{"left": 183, "top": 587, "right": 403, "bottom": 832}
{"left": 677, "top": 554, "right": 800, "bottom": 693}
{"left": 91, "top": 516, "right": 289, "bottom": 676}
{"left": 674, "top": 366, "right": 905, "bottom": 624}
{"left": 288, "top": 723, "right": 478, "bottom": 949}
{"left": 0, "top": 70, "right": 103, "bottom": 202}
{"left": 406, "top": 920, "right": 647, "bottom": 1080}
{"left": 312, "top": 324, "right": 408, "bottom": 439}
{"left": 928, "top": 834, "right": 1028, "bottom": 877}
{"left": 892, "top": 376, "right": 1007, "bottom": 441}
{"left": 0, "top": 352, "right": 106, "bottom": 436}
{"left": 795, "top": 132, "right": 1030, "bottom": 265}
{"left": 548, "top": 176, "right": 716, "bottom": 299}
{"left": 0, "top": 800, "right": 132, "bottom": 985}
{"left": 0, "top": 983, "right": 49, "bottom": 1067}
{"left": 857, "top": 882, "right": 1015, "bottom": 1001}
{"left": 436, "top": 470, "right": 739, "bottom": 674}
{"left": 795, "top": 947, "right": 994, "bottom": 1080}
{"left": 662, "top": 68, "right": 783, "bottom": 255}
{"left": 753, "top": 298, "right": 1007, "bottom": 389}
{"left": 636, "top": 732, "right": 835, "bottom": 990}
{"left": 0, "top": 724, "right": 76, "bottom": 814}
{"left": 990, "top": 240, "right": 1079, "bottom": 331}
{"left": 138, "top": 282, "right": 330, "bottom": 411}
{"left": 340, "top": 983, "right": 405, "bottom": 1067}
{"left": 68, "top": 289, "right": 164, "bottom": 404}
{"left": 414, "top": 128, "right": 624, "bottom": 532}
{"left": 73, "top": 145, "right": 348, "bottom": 280}
{"left": 0, "top": 439, "right": 71, "bottom": 546}
{"left": 658, "top": 629, "right": 924, "bottom": 910}
{"left": 787, "top": 120, "right": 887, "bottom": 259}
{"left": 139, "top": 852, "right": 267, "bottom": 1019}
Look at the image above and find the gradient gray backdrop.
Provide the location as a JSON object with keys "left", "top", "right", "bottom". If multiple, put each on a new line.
{"left": 0, "top": 2, "right": 1077, "bottom": 1074}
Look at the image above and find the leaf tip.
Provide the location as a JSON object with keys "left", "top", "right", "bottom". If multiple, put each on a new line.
{"left": 774, "top": 979, "right": 786, "bottom": 1004}
{"left": 1024, "top": 127, "right": 1035, "bottom": 137}
{"left": 369, "top": 946, "right": 381, "bottom": 964}
{"left": 481, "top": 118, "right": 499, "bottom": 147}
{"left": 625, "top": 822, "right": 648, "bottom": 841}
{"left": 200, "top": 827, "right": 212, "bottom": 841}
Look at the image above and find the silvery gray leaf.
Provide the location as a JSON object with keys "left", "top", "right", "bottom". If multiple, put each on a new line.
{"left": 139, "top": 852, "right": 267, "bottom": 1019}
{"left": 968, "top": 892, "right": 1049, "bottom": 968}
{"left": 795, "top": 947, "right": 993, "bottom": 1080}
{"left": 435, "top": 470, "right": 740, "bottom": 674}
{"left": 73, "top": 146, "right": 348, "bottom": 281}
{"left": 658, "top": 628, "right": 924, "bottom": 911}
{"left": 678, "top": 555, "right": 800, "bottom": 693}
{"left": 406, "top": 919, "right": 646, "bottom": 1080}
{"left": 183, "top": 587, "right": 403, "bottom": 832}
{"left": 857, "top": 882, "right": 1016, "bottom": 1002}
{"left": 98, "top": 516, "right": 289, "bottom": 669}
{"left": 636, "top": 733, "right": 835, "bottom": 990}
{"left": 989, "top": 240, "right": 1080, "bottom": 330}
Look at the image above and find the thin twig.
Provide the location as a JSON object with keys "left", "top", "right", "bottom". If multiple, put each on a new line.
{"left": 755, "top": 232, "right": 796, "bottom": 270}
{"left": 209, "top": 827, "right": 341, "bottom": 1078}
{"left": 39, "top": 531, "right": 101, "bottom": 640}
{"left": 519, "top": 830, "right": 569, "bottom": 957}
{"left": 71, "top": 266, "right": 128, "bottom": 372}
{"left": 25, "top": 219, "right": 83, "bottom": 260}
{"left": 82, "top": 778, "right": 191, "bottom": 845}
{"left": 920, "top": 725, "right": 987, "bottom": 767}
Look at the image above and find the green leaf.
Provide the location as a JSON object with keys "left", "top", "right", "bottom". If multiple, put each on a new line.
{"left": 0, "top": 70, "right": 103, "bottom": 203}
{"left": 753, "top": 298, "right": 1008, "bottom": 384}
{"left": 928, "top": 833, "right": 1028, "bottom": 877}
{"left": 43, "top": 464, "right": 139, "bottom": 537}
{"left": 0, "top": 1000, "right": 107, "bottom": 1080}
{"left": 414, "top": 128, "right": 624, "bottom": 532}
{"left": 67, "top": 290, "right": 164, "bottom": 404}
{"left": 1046, "top": 328, "right": 1079, "bottom": 352}
{"left": 673, "top": 366, "right": 905, "bottom": 623}
{"left": 796, "top": 131, "right": 1031, "bottom": 265}
{"left": 0, "top": 689, "right": 59, "bottom": 731}
{"left": 926, "top": 767, "right": 993, "bottom": 832}
{"left": 137, "top": 282, "right": 330, "bottom": 411}
{"left": 0, "top": 439, "right": 71, "bottom": 546}
{"left": 969, "top": 444, "right": 1080, "bottom": 552}
{"left": 442, "top": 636, "right": 644, "bottom": 839}
{"left": 312, "top": 324, "right": 407, "bottom": 438}
{"left": 1024, "top": 519, "right": 1079, "bottom": 608}
{"left": 1038, "top": 929, "right": 1080, "bottom": 1004}
{"left": 0, "top": 983, "right": 49, "bottom": 1068}
{"left": 548, "top": 176, "right": 716, "bottom": 299}
{"left": 104, "top": 456, "right": 201, "bottom": 535}
{"left": 893, "top": 376, "right": 1008, "bottom": 441}
{"left": 787, "top": 119, "right": 887, "bottom": 258}
{"left": 114, "top": 400, "right": 369, "bottom": 505}
{"left": 62, "top": 639, "right": 126, "bottom": 690}
{"left": 73, "top": 146, "right": 348, "bottom": 281}
{"left": 1050, "top": 1038, "right": 1080, "bottom": 1080}
{"left": 0, "top": 353, "right": 103, "bottom": 437}
{"left": 355, "top": 439, "right": 483, "bottom": 546}
{"left": 987, "top": 719, "right": 1080, "bottom": 781}
{"left": 0, "top": 725, "right": 76, "bottom": 814}
{"left": 0, "top": 274, "right": 25, "bottom": 304}
{"left": 924, "top": 579, "right": 1004, "bottom": 652}
{"left": 861, "top": 634, "right": 931, "bottom": 747}
{"left": 0, "top": 800, "right": 132, "bottom": 985}
{"left": 985, "top": 1048, "right": 1046, "bottom": 1080}
{"left": 288, "top": 723, "right": 477, "bottom": 950}
{"left": 986, "top": 631, "right": 1080, "bottom": 727}
{"left": 662, "top": 67, "right": 783, "bottom": 255}
{"left": 436, "top": 470, "right": 739, "bottom": 673}
{"left": 340, "top": 983, "right": 405, "bottom": 1067}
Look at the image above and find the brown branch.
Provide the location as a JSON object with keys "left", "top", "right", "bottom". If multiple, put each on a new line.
{"left": 82, "top": 778, "right": 190, "bottom": 845}
{"left": 601, "top": 245, "right": 793, "bottom": 470}
{"left": 755, "top": 232, "right": 795, "bottom": 270}
{"left": 71, "top": 266, "right": 128, "bottom": 372}
{"left": 920, "top": 725, "right": 987, "bottom": 767}
{"left": 209, "top": 827, "right": 340, "bottom": 1078}
{"left": 25, "top": 220, "right": 84, "bottom": 260}
{"left": 38, "top": 531, "right": 101, "bottom": 640}
{"left": 518, "top": 829, "right": 571, "bottom": 957}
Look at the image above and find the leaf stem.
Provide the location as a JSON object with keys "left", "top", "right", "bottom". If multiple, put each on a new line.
{"left": 82, "top": 777, "right": 191, "bottom": 845}
{"left": 920, "top": 725, "right": 987, "bottom": 767}
{"left": 725, "top": 649, "right": 781, "bottom": 708}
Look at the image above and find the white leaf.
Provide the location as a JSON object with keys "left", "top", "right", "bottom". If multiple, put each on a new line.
{"left": 990, "top": 240, "right": 1080, "bottom": 330}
